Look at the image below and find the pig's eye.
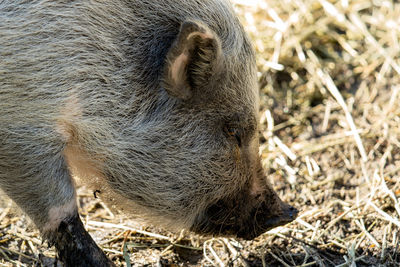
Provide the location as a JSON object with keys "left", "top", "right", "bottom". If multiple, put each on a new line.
{"left": 224, "top": 126, "right": 242, "bottom": 147}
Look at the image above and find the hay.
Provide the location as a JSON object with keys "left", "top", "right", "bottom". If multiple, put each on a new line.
{"left": 1, "top": 0, "right": 400, "bottom": 266}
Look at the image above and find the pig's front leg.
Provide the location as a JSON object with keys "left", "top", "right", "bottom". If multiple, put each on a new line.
{"left": 0, "top": 137, "right": 114, "bottom": 266}
{"left": 50, "top": 212, "right": 115, "bottom": 267}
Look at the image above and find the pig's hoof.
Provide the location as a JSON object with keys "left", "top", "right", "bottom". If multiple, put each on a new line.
{"left": 51, "top": 213, "right": 115, "bottom": 267}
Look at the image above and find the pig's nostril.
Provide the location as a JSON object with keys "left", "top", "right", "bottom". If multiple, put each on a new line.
{"left": 288, "top": 206, "right": 299, "bottom": 219}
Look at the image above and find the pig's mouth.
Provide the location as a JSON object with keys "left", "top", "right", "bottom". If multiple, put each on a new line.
{"left": 190, "top": 202, "right": 298, "bottom": 240}
{"left": 237, "top": 205, "right": 298, "bottom": 240}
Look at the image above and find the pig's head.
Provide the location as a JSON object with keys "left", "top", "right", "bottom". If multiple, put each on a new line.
{"left": 159, "top": 20, "right": 297, "bottom": 239}
{"left": 96, "top": 19, "right": 297, "bottom": 240}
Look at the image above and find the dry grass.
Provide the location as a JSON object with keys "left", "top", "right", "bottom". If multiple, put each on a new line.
{"left": 1, "top": 0, "right": 400, "bottom": 266}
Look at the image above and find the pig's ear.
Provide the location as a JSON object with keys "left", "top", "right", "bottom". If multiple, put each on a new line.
{"left": 162, "top": 21, "right": 222, "bottom": 100}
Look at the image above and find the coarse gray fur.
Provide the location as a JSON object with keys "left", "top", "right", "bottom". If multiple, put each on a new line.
{"left": 0, "top": 0, "right": 297, "bottom": 255}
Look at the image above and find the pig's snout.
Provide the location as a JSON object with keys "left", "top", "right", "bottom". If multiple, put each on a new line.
{"left": 279, "top": 203, "right": 298, "bottom": 223}
{"left": 262, "top": 202, "right": 298, "bottom": 231}
{"left": 190, "top": 193, "right": 298, "bottom": 240}
{"left": 279, "top": 204, "right": 298, "bottom": 224}
{"left": 237, "top": 202, "right": 298, "bottom": 240}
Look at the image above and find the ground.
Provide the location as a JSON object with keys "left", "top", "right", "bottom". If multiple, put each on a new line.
{"left": 1, "top": 0, "right": 400, "bottom": 266}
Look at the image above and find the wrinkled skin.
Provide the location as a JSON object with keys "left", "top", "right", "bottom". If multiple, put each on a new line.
{"left": 0, "top": 0, "right": 297, "bottom": 265}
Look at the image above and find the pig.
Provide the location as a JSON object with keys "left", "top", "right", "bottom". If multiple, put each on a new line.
{"left": 0, "top": 0, "right": 298, "bottom": 266}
